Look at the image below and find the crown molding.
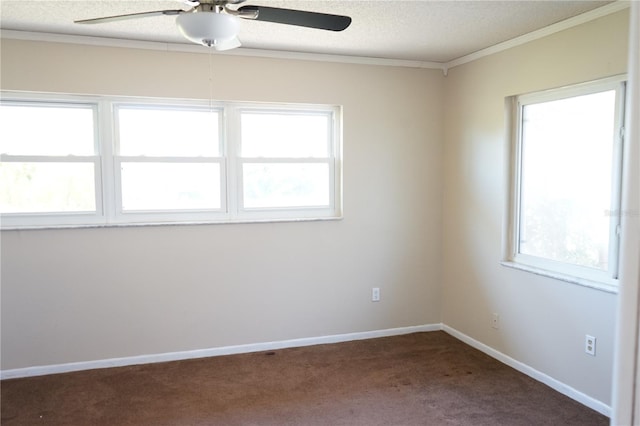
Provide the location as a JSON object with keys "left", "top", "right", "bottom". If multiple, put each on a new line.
{"left": 0, "top": 1, "right": 629, "bottom": 75}
{"left": 445, "top": 0, "right": 630, "bottom": 71}
{"left": 0, "top": 29, "right": 445, "bottom": 71}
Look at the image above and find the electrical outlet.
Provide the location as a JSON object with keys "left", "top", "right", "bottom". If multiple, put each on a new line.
{"left": 585, "top": 335, "right": 596, "bottom": 356}
{"left": 372, "top": 287, "right": 380, "bottom": 302}
{"left": 491, "top": 313, "right": 499, "bottom": 329}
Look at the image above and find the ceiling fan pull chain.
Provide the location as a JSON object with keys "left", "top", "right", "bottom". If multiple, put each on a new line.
{"left": 208, "top": 48, "right": 215, "bottom": 112}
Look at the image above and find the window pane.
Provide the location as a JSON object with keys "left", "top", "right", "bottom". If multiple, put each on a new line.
{"left": 243, "top": 163, "right": 330, "bottom": 208}
{"left": 118, "top": 107, "right": 220, "bottom": 156}
{"left": 120, "top": 163, "right": 221, "bottom": 211}
{"left": 0, "top": 162, "right": 96, "bottom": 213}
{"left": 241, "top": 112, "right": 330, "bottom": 158}
{"left": 0, "top": 104, "right": 95, "bottom": 156}
{"left": 519, "top": 90, "right": 616, "bottom": 271}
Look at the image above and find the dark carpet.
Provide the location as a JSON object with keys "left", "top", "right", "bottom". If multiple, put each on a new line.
{"left": 1, "top": 331, "right": 608, "bottom": 425}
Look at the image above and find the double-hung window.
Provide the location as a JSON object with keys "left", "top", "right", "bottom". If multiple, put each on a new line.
{"left": 0, "top": 100, "right": 103, "bottom": 227}
{"left": 236, "top": 108, "right": 338, "bottom": 219}
{"left": 505, "top": 76, "right": 626, "bottom": 291}
{"left": 114, "top": 104, "right": 225, "bottom": 223}
{"left": 0, "top": 93, "right": 342, "bottom": 228}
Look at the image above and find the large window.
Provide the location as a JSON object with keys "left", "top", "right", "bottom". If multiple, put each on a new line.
{"left": 0, "top": 93, "right": 342, "bottom": 228}
{"left": 505, "top": 77, "right": 626, "bottom": 290}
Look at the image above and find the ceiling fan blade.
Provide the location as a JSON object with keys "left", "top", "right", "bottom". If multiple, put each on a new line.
{"left": 75, "top": 9, "right": 185, "bottom": 25}
{"left": 237, "top": 5, "right": 351, "bottom": 32}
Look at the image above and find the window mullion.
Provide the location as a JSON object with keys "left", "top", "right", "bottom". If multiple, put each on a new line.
{"left": 226, "top": 105, "right": 240, "bottom": 218}
{"left": 98, "top": 100, "right": 115, "bottom": 223}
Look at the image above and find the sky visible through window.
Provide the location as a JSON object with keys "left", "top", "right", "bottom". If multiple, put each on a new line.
{"left": 519, "top": 90, "right": 616, "bottom": 271}
{"left": 0, "top": 104, "right": 96, "bottom": 213}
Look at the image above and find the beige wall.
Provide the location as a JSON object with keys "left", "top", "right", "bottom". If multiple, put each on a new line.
{"left": 0, "top": 40, "right": 445, "bottom": 369}
{"left": 442, "top": 10, "right": 628, "bottom": 406}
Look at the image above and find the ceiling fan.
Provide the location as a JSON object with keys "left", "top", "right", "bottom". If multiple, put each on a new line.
{"left": 75, "top": 0, "right": 352, "bottom": 51}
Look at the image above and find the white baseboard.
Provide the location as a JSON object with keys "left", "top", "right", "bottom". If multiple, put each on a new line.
{"left": 0, "top": 323, "right": 440, "bottom": 380}
{"left": 0, "top": 322, "right": 612, "bottom": 418}
{"left": 441, "top": 324, "right": 611, "bottom": 417}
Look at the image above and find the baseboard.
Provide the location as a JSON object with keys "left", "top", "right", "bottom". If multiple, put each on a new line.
{"left": 0, "top": 323, "right": 441, "bottom": 380}
{"left": 1, "top": 322, "right": 613, "bottom": 417}
{"left": 441, "top": 324, "right": 611, "bottom": 417}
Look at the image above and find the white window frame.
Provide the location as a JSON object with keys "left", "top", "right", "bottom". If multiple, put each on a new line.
{"left": 231, "top": 106, "right": 340, "bottom": 221}
{"left": 111, "top": 101, "right": 228, "bottom": 224}
{"left": 0, "top": 92, "right": 343, "bottom": 229}
{"left": 0, "top": 97, "right": 106, "bottom": 228}
{"left": 503, "top": 76, "right": 626, "bottom": 292}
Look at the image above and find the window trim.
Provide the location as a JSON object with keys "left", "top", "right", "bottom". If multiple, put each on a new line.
{"left": 111, "top": 101, "right": 228, "bottom": 224}
{"left": 0, "top": 92, "right": 343, "bottom": 229}
{"left": 231, "top": 105, "right": 342, "bottom": 220}
{"left": 503, "top": 75, "right": 626, "bottom": 293}
{"left": 0, "top": 97, "right": 105, "bottom": 228}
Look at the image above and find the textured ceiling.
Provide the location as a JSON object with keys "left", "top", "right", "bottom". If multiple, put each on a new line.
{"left": 0, "top": 0, "right": 614, "bottom": 63}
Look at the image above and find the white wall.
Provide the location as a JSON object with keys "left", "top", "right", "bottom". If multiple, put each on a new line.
{"left": 0, "top": 40, "right": 445, "bottom": 369}
{"left": 442, "top": 10, "right": 629, "bottom": 406}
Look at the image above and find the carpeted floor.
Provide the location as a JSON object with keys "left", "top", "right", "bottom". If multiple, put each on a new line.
{"left": 1, "top": 331, "right": 608, "bottom": 425}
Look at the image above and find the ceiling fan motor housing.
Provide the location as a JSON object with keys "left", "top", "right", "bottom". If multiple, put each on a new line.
{"left": 176, "top": 11, "right": 240, "bottom": 47}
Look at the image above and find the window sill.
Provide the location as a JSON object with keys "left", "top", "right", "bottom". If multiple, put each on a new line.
{"left": 500, "top": 261, "right": 618, "bottom": 294}
{"left": 0, "top": 216, "right": 343, "bottom": 231}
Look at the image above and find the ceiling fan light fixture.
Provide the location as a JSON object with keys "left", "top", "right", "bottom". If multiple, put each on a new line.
{"left": 176, "top": 12, "right": 240, "bottom": 48}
